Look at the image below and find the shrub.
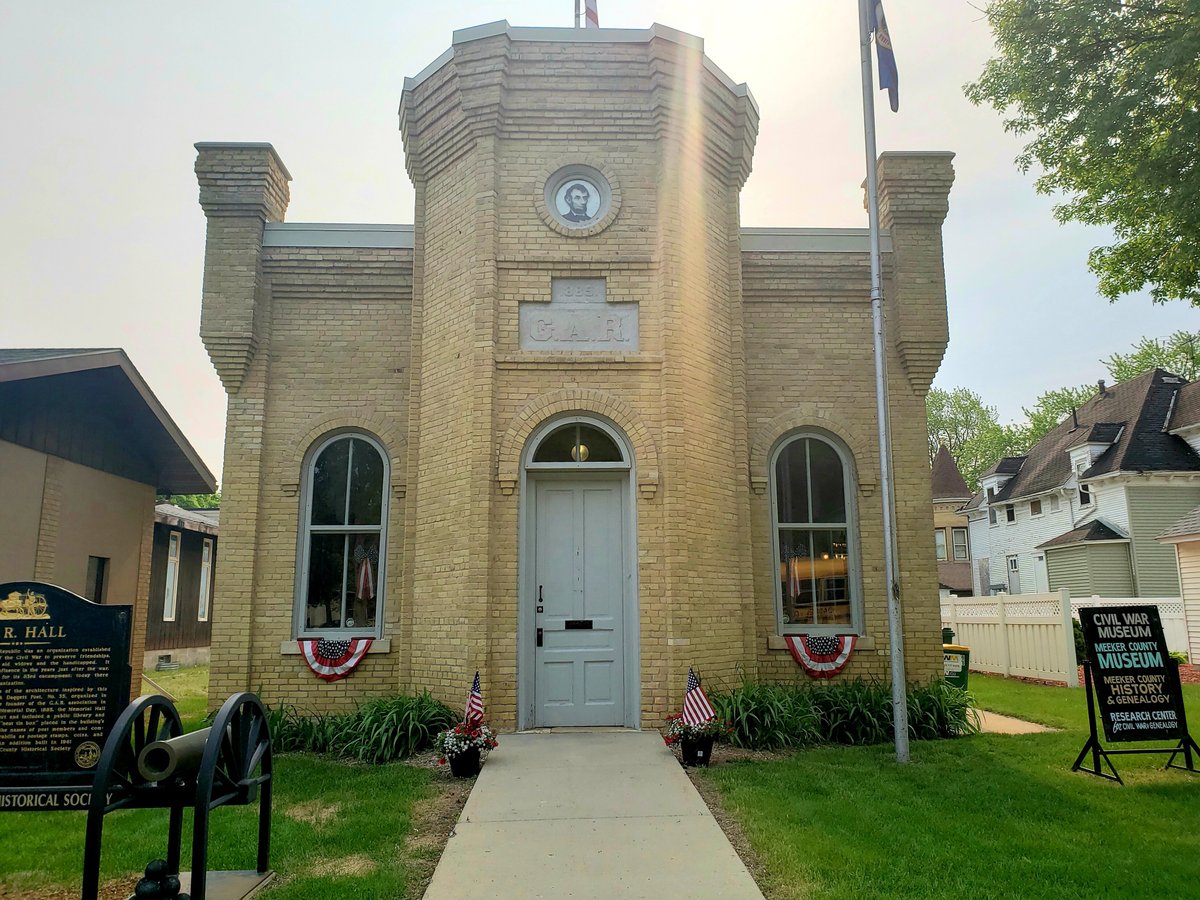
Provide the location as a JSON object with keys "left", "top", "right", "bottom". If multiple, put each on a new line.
{"left": 1169, "top": 650, "right": 1189, "bottom": 666}
{"left": 711, "top": 681, "right": 820, "bottom": 750}
{"left": 264, "top": 691, "right": 457, "bottom": 762}
{"left": 1073, "top": 618, "right": 1087, "bottom": 663}
{"left": 710, "top": 678, "right": 978, "bottom": 750}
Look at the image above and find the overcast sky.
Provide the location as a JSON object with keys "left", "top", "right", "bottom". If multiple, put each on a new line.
{"left": 1, "top": 1, "right": 1194, "bottom": 481}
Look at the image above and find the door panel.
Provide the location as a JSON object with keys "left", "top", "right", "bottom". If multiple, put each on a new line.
{"left": 534, "top": 478, "right": 625, "bottom": 726}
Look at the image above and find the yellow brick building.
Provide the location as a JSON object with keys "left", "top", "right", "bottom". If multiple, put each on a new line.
{"left": 195, "top": 22, "right": 954, "bottom": 729}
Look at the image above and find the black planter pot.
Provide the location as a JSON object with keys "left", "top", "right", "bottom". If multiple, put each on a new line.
{"left": 680, "top": 736, "right": 714, "bottom": 767}
{"left": 448, "top": 747, "right": 481, "bottom": 778}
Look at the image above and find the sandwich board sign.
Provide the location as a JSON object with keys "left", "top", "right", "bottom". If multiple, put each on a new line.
{"left": 1073, "top": 605, "right": 1198, "bottom": 783}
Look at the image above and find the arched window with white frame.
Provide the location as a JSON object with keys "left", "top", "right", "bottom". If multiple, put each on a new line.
{"left": 770, "top": 430, "right": 861, "bottom": 634}
{"left": 296, "top": 432, "right": 388, "bottom": 637}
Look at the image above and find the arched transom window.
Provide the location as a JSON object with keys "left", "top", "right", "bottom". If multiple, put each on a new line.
{"left": 770, "top": 432, "right": 860, "bottom": 633}
{"left": 297, "top": 433, "right": 388, "bottom": 636}
{"left": 528, "top": 420, "right": 628, "bottom": 468}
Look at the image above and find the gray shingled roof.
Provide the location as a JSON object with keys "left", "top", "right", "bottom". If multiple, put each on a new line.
{"left": 1159, "top": 504, "right": 1200, "bottom": 541}
{"left": 931, "top": 445, "right": 972, "bottom": 501}
{"left": 155, "top": 503, "right": 220, "bottom": 534}
{"left": 980, "top": 369, "right": 1200, "bottom": 506}
{"left": 1170, "top": 380, "right": 1200, "bottom": 431}
{"left": 1036, "top": 521, "right": 1127, "bottom": 550}
{"left": 937, "top": 560, "right": 973, "bottom": 593}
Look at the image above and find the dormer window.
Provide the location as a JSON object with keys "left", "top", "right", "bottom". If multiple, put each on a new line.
{"left": 1079, "top": 483, "right": 1092, "bottom": 506}
{"left": 986, "top": 487, "right": 995, "bottom": 501}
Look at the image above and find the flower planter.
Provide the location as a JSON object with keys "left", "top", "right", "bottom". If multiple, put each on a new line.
{"left": 448, "top": 747, "right": 481, "bottom": 778}
{"left": 680, "top": 736, "right": 714, "bottom": 767}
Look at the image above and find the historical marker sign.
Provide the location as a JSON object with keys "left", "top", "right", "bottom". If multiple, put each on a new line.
{"left": 0, "top": 582, "right": 131, "bottom": 809}
{"left": 1078, "top": 605, "right": 1185, "bottom": 743}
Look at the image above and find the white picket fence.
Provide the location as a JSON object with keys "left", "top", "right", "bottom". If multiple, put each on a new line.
{"left": 941, "top": 591, "right": 1190, "bottom": 687}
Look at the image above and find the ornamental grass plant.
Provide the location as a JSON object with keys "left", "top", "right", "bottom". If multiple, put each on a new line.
{"left": 710, "top": 678, "right": 978, "bottom": 750}
{"left": 264, "top": 690, "right": 457, "bottom": 762}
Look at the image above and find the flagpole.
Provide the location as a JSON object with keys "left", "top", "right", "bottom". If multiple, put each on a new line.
{"left": 575, "top": 0, "right": 581, "bottom": 28}
{"left": 858, "top": 0, "right": 910, "bottom": 764}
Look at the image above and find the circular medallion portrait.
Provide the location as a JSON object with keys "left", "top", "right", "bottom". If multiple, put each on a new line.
{"left": 542, "top": 164, "right": 617, "bottom": 236}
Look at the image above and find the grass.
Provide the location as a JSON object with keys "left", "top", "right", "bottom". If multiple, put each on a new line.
{"left": 140, "top": 664, "right": 210, "bottom": 730}
{"left": 1, "top": 665, "right": 456, "bottom": 898}
{"left": 698, "top": 675, "right": 1200, "bottom": 900}
{"left": 0, "top": 756, "right": 432, "bottom": 898}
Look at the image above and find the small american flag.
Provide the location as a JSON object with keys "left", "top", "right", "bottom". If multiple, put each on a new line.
{"left": 681, "top": 668, "right": 716, "bottom": 726}
{"left": 465, "top": 671, "right": 485, "bottom": 725}
{"left": 584, "top": 0, "right": 599, "bottom": 28}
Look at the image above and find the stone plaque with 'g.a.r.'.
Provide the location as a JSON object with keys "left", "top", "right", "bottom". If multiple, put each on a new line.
{"left": 1079, "top": 605, "right": 1185, "bottom": 743}
{"left": 0, "top": 582, "right": 131, "bottom": 810}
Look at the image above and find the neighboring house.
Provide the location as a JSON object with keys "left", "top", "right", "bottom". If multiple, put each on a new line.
{"left": 1156, "top": 504, "right": 1200, "bottom": 667}
{"left": 146, "top": 503, "right": 219, "bottom": 669}
{"left": 964, "top": 369, "right": 1200, "bottom": 597}
{"left": 0, "top": 349, "right": 216, "bottom": 697}
{"left": 931, "top": 445, "right": 973, "bottom": 596}
{"left": 192, "top": 21, "right": 957, "bottom": 728}
{"left": 1158, "top": 503, "right": 1200, "bottom": 663}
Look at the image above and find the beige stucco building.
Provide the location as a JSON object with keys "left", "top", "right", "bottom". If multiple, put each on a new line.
{"left": 197, "top": 22, "right": 954, "bottom": 729}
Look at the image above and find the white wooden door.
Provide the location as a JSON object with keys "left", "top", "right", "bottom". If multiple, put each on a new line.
{"left": 533, "top": 478, "right": 625, "bottom": 726}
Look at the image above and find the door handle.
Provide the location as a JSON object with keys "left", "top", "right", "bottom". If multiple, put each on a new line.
{"left": 536, "top": 627, "right": 543, "bottom": 648}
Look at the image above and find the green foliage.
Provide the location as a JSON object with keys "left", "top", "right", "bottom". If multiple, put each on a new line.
{"left": 1021, "top": 383, "right": 1097, "bottom": 445}
{"left": 1073, "top": 618, "right": 1087, "bottom": 664}
{"left": 926, "top": 387, "right": 1027, "bottom": 490}
{"left": 266, "top": 691, "right": 457, "bottom": 762}
{"left": 1105, "top": 329, "right": 1200, "bottom": 382}
{"left": 160, "top": 491, "right": 221, "bottom": 509}
{"left": 1170, "top": 650, "right": 1190, "bottom": 666}
{"left": 966, "top": 1, "right": 1200, "bottom": 306}
{"left": 710, "top": 679, "right": 979, "bottom": 751}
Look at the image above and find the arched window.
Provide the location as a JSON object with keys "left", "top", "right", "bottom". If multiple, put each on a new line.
{"left": 297, "top": 433, "right": 388, "bottom": 636}
{"left": 770, "top": 431, "right": 860, "bottom": 634}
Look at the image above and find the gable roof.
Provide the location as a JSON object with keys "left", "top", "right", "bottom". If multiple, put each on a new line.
{"left": 931, "top": 445, "right": 971, "bottom": 501}
{"left": 1036, "top": 520, "right": 1127, "bottom": 550}
{"left": 1170, "top": 380, "right": 1200, "bottom": 431}
{"left": 980, "top": 369, "right": 1200, "bottom": 506}
{"left": 0, "top": 349, "right": 216, "bottom": 493}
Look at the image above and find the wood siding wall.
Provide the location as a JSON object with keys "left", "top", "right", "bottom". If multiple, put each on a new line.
{"left": 1177, "top": 542, "right": 1200, "bottom": 663}
{"left": 146, "top": 524, "right": 215, "bottom": 651}
{"left": 1127, "top": 485, "right": 1200, "bottom": 596}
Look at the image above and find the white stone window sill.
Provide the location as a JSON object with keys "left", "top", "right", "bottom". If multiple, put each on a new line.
{"left": 281, "top": 638, "right": 391, "bottom": 655}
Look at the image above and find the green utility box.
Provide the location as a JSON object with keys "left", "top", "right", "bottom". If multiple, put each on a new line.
{"left": 943, "top": 644, "right": 970, "bottom": 690}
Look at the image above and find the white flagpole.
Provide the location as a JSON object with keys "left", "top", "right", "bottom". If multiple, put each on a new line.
{"left": 858, "top": 0, "right": 910, "bottom": 764}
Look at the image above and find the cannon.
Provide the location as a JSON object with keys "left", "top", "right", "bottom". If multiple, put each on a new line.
{"left": 82, "top": 693, "right": 273, "bottom": 900}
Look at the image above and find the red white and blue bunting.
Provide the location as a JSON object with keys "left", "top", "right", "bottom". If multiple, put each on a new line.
{"left": 299, "top": 638, "right": 372, "bottom": 681}
{"left": 784, "top": 634, "right": 857, "bottom": 679}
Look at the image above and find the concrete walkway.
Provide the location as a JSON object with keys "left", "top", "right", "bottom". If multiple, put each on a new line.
{"left": 977, "top": 709, "right": 1055, "bottom": 734}
{"left": 423, "top": 730, "right": 763, "bottom": 899}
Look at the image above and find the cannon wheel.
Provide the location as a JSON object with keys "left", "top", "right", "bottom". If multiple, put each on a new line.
{"left": 82, "top": 695, "right": 183, "bottom": 900}
{"left": 191, "top": 692, "right": 273, "bottom": 900}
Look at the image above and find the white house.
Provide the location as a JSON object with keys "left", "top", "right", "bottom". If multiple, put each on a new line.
{"left": 964, "top": 369, "right": 1200, "bottom": 597}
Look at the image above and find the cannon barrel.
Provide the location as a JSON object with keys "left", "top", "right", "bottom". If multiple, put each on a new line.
{"left": 136, "top": 727, "right": 212, "bottom": 782}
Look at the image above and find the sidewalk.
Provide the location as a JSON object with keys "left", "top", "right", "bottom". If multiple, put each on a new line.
{"left": 423, "top": 730, "right": 763, "bottom": 899}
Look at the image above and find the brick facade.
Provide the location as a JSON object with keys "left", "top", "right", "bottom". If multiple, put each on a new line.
{"left": 197, "top": 23, "right": 954, "bottom": 727}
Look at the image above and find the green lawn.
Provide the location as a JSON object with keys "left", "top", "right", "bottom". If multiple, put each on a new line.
{"left": 0, "top": 755, "right": 434, "bottom": 898}
{"left": 140, "top": 664, "right": 210, "bottom": 730}
{"left": 1, "top": 665, "right": 445, "bottom": 898}
{"left": 699, "top": 675, "right": 1200, "bottom": 900}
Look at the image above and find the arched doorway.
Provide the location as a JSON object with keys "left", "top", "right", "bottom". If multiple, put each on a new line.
{"left": 518, "top": 415, "right": 639, "bottom": 729}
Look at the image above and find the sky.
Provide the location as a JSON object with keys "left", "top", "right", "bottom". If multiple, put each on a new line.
{"left": 1, "top": 1, "right": 1195, "bottom": 482}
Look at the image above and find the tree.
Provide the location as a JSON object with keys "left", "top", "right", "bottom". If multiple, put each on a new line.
{"left": 1021, "top": 384, "right": 1098, "bottom": 445}
{"left": 967, "top": 1, "right": 1200, "bottom": 306}
{"left": 160, "top": 491, "right": 221, "bottom": 509}
{"left": 1104, "top": 329, "right": 1200, "bottom": 381}
{"left": 926, "top": 388, "right": 1027, "bottom": 491}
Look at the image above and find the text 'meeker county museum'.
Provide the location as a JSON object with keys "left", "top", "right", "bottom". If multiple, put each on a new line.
{"left": 195, "top": 21, "right": 954, "bottom": 730}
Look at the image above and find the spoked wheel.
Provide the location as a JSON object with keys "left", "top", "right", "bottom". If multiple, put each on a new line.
{"left": 191, "top": 692, "right": 273, "bottom": 899}
{"left": 83, "top": 695, "right": 183, "bottom": 898}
